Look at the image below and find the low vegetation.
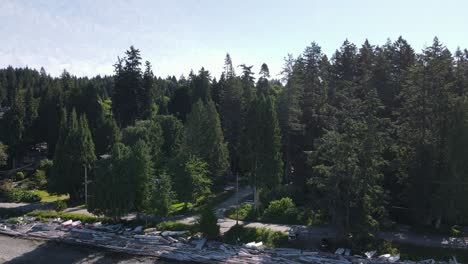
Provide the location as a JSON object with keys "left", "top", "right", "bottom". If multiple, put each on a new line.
{"left": 225, "top": 197, "right": 322, "bottom": 226}
{"left": 30, "top": 190, "right": 68, "bottom": 203}
{"left": 223, "top": 225, "right": 288, "bottom": 248}
{"left": 26, "top": 210, "right": 99, "bottom": 223}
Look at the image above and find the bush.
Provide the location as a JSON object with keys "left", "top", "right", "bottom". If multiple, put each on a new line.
{"left": 55, "top": 200, "right": 67, "bottom": 212}
{"left": 27, "top": 210, "right": 99, "bottom": 223}
{"left": 39, "top": 159, "right": 53, "bottom": 171}
{"left": 156, "top": 221, "right": 199, "bottom": 234}
{"left": 451, "top": 225, "right": 462, "bottom": 237}
{"left": 262, "top": 197, "right": 300, "bottom": 224}
{"left": 0, "top": 180, "right": 13, "bottom": 200}
{"left": 225, "top": 203, "right": 256, "bottom": 221}
{"left": 198, "top": 206, "right": 220, "bottom": 239}
{"left": 30, "top": 170, "right": 47, "bottom": 190}
{"left": 223, "top": 225, "right": 288, "bottom": 247}
{"left": 5, "top": 189, "right": 41, "bottom": 203}
{"left": 15, "top": 172, "right": 25, "bottom": 181}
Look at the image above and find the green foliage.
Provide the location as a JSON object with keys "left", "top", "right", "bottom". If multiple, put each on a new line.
{"left": 30, "top": 170, "right": 47, "bottom": 189}
{"left": 262, "top": 197, "right": 300, "bottom": 224}
{"left": 27, "top": 210, "right": 99, "bottom": 223}
{"left": 184, "top": 100, "right": 229, "bottom": 184}
{"left": 122, "top": 119, "right": 163, "bottom": 168}
{"left": 0, "top": 143, "right": 7, "bottom": 167}
{"left": 156, "top": 221, "right": 199, "bottom": 234}
{"left": 225, "top": 203, "right": 256, "bottom": 221}
{"left": 223, "top": 225, "right": 288, "bottom": 248}
{"left": 240, "top": 95, "right": 283, "bottom": 194}
{"left": 15, "top": 171, "right": 25, "bottom": 181}
{"left": 112, "top": 46, "right": 145, "bottom": 127}
{"left": 30, "top": 190, "right": 68, "bottom": 203}
{"left": 149, "top": 172, "right": 174, "bottom": 218}
{"left": 50, "top": 109, "right": 96, "bottom": 201}
{"left": 198, "top": 206, "right": 220, "bottom": 239}
{"left": 171, "top": 154, "right": 212, "bottom": 207}
{"left": 38, "top": 159, "right": 53, "bottom": 171}
{"left": 55, "top": 200, "right": 67, "bottom": 212}
{"left": 3, "top": 189, "right": 41, "bottom": 203}
{"left": 156, "top": 115, "right": 184, "bottom": 161}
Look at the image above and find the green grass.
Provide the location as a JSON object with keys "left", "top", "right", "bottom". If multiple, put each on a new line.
{"left": 156, "top": 221, "right": 199, "bottom": 235}
{"left": 30, "top": 190, "right": 69, "bottom": 203}
{"left": 26, "top": 210, "right": 99, "bottom": 223}
{"left": 223, "top": 224, "right": 288, "bottom": 248}
{"left": 170, "top": 202, "right": 193, "bottom": 214}
{"left": 225, "top": 203, "right": 257, "bottom": 221}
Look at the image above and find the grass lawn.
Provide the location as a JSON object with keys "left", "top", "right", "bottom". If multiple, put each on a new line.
{"left": 27, "top": 210, "right": 100, "bottom": 223}
{"left": 30, "top": 190, "right": 69, "bottom": 203}
{"left": 170, "top": 202, "right": 193, "bottom": 214}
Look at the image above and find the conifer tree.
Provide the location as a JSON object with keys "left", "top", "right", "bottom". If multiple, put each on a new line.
{"left": 50, "top": 109, "right": 96, "bottom": 201}
{"left": 149, "top": 171, "right": 174, "bottom": 218}
{"left": 185, "top": 100, "right": 229, "bottom": 185}
{"left": 4, "top": 87, "right": 25, "bottom": 167}
{"left": 219, "top": 54, "right": 243, "bottom": 174}
{"left": 112, "top": 46, "right": 143, "bottom": 127}
{"left": 241, "top": 95, "right": 283, "bottom": 209}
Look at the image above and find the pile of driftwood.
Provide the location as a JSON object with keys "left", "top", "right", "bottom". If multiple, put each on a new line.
{"left": 0, "top": 219, "right": 453, "bottom": 264}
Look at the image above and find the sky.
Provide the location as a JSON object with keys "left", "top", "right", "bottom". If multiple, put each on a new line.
{"left": 1, "top": 0, "right": 467, "bottom": 79}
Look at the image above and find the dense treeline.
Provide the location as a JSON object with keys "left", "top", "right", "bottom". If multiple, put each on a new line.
{"left": 1, "top": 37, "right": 468, "bottom": 242}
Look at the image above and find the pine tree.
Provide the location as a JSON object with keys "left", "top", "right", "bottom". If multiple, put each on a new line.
{"left": 149, "top": 171, "right": 174, "bottom": 218}
{"left": 128, "top": 140, "right": 154, "bottom": 215}
{"left": 257, "top": 63, "right": 271, "bottom": 96}
{"left": 397, "top": 37, "right": 456, "bottom": 226}
{"left": 122, "top": 119, "right": 164, "bottom": 169}
{"left": 240, "top": 95, "right": 283, "bottom": 209}
{"left": 50, "top": 109, "right": 96, "bottom": 201}
{"left": 112, "top": 46, "right": 143, "bottom": 127}
{"left": 89, "top": 143, "right": 133, "bottom": 219}
{"left": 171, "top": 153, "right": 211, "bottom": 209}
{"left": 278, "top": 54, "right": 304, "bottom": 184}
{"left": 219, "top": 54, "right": 243, "bottom": 174}
{"left": 190, "top": 68, "right": 212, "bottom": 103}
{"left": 185, "top": 100, "right": 229, "bottom": 186}
{"left": 4, "top": 87, "right": 25, "bottom": 167}
{"left": 141, "top": 61, "right": 157, "bottom": 119}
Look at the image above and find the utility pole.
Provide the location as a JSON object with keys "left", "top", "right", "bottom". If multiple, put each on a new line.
{"left": 236, "top": 172, "right": 239, "bottom": 225}
{"left": 84, "top": 165, "right": 88, "bottom": 206}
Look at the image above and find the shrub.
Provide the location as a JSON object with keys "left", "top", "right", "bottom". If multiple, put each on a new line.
{"left": 6, "top": 189, "right": 41, "bottom": 203}
{"left": 156, "top": 221, "right": 199, "bottom": 234}
{"left": 225, "top": 203, "right": 256, "bottom": 221}
{"left": 223, "top": 225, "right": 288, "bottom": 247}
{"left": 378, "top": 240, "right": 399, "bottom": 256}
{"left": 198, "top": 206, "right": 220, "bottom": 239}
{"left": 27, "top": 210, "right": 99, "bottom": 223}
{"left": 55, "top": 200, "right": 67, "bottom": 212}
{"left": 262, "top": 197, "right": 300, "bottom": 224}
{"left": 451, "top": 225, "right": 462, "bottom": 237}
{"left": 0, "top": 180, "right": 13, "bottom": 200}
{"left": 30, "top": 170, "right": 47, "bottom": 189}
{"left": 39, "top": 159, "right": 53, "bottom": 171}
{"left": 15, "top": 172, "right": 25, "bottom": 181}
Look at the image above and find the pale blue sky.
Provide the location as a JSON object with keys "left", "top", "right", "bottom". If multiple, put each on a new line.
{"left": 1, "top": 0, "right": 467, "bottom": 79}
